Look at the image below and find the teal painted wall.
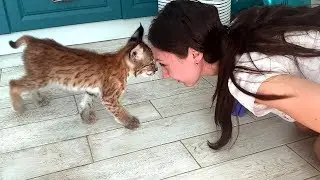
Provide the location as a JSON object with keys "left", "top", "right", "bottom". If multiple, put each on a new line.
{"left": 4, "top": 0, "right": 122, "bottom": 32}
{"left": 231, "top": 0, "right": 311, "bottom": 15}
{"left": 0, "top": 0, "right": 10, "bottom": 34}
{"left": 0, "top": 0, "right": 157, "bottom": 34}
{"left": 288, "top": 0, "right": 311, "bottom": 6}
{"left": 121, "top": 0, "right": 158, "bottom": 19}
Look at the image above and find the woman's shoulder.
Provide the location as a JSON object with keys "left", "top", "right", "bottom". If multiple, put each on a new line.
{"left": 235, "top": 30, "right": 320, "bottom": 65}
{"left": 228, "top": 52, "right": 296, "bottom": 119}
{"left": 235, "top": 51, "right": 291, "bottom": 73}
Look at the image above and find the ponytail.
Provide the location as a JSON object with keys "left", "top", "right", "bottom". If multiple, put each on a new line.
{"left": 208, "top": 4, "right": 320, "bottom": 150}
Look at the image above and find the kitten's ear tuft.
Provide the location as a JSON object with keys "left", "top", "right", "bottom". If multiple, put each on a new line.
{"left": 129, "top": 23, "right": 144, "bottom": 43}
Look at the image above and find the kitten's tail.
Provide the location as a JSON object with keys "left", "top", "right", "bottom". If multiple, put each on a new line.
{"left": 9, "top": 35, "right": 33, "bottom": 49}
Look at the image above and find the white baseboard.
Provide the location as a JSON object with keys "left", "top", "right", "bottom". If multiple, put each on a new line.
{"left": 0, "top": 16, "right": 154, "bottom": 56}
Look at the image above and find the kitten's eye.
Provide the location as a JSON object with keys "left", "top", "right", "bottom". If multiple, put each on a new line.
{"left": 132, "top": 51, "right": 137, "bottom": 57}
{"left": 159, "top": 63, "right": 166, "bottom": 67}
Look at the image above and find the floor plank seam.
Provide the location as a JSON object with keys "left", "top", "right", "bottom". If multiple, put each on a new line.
{"left": 200, "top": 144, "right": 289, "bottom": 169}
{"left": 304, "top": 175, "right": 320, "bottom": 180}
{"left": 161, "top": 143, "right": 318, "bottom": 180}
{"left": 160, "top": 166, "right": 202, "bottom": 180}
{"left": 286, "top": 136, "right": 318, "bottom": 146}
{"left": 86, "top": 135, "right": 95, "bottom": 163}
{"left": 158, "top": 106, "right": 212, "bottom": 119}
{"left": 149, "top": 100, "right": 164, "bottom": 119}
{"left": 179, "top": 140, "right": 202, "bottom": 168}
{"left": 0, "top": 111, "right": 79, "bottom": 132}
{"left": 0, "top": 136, "right": 85, "bottom": 156}
{"left": 27, "top": 141, "right": 202, "bottom": 180}
{"left": 201, "top": 76, "right": 216, "bottom": 87}
{"left": 286, "top": 144, "right": 320, "bottom": 173}
{"left": 0, "top": 85, "right": 214, "bottom": 108}
{"left": 92, "top": 140, "right": 182, "bottom": 163}
{"left": 0, "top": 109, "right": 270, "bottom": 155}
{"left": 0, "top": 105, "right": 210, "bottom": 137}
{"left": 26, "top": 161, "right": 93, "bottom": 180}
{"left": 118, "top": 86, "right": 215, "bottom": 107}
{"left": 73, "top": 95, "right": 80, "bottom": 114}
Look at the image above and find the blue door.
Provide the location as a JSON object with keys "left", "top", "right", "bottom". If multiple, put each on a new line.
{"left": 0, "top": 0, "right": 10, "bottom": 34}
{"left": 288, "top": 0, "right": 311, "bottom": 6}
{"left": 121, "top": 0, "right": 158, "bottom": 19}
{"left": 4, "top": 0, "right": 122, "bottom": 32}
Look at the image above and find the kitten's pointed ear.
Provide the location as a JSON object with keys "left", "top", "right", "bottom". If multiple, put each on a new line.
{"left": 129, "top": 23, "right": 144, "bottom": 43}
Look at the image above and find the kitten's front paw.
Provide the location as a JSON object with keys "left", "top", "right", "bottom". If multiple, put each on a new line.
{"left": 124, "top": 116, "right": 140, "bottom": 130}
{"left": 12, "top": 96, "right": 25, "bottom": 114}
{"left": 13, "top": 103, "right": 25, "bottom": 114}
{"left": 80, "top": 109, "right": 96, "bottom": 124}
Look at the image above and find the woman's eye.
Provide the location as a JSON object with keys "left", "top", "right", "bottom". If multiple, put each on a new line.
{"left": 159, "top": 63, "right": 165, "bottom": 67}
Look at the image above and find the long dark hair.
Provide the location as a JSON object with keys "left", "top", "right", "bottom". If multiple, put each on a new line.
{"left": 148, "top": 0, "right": 320, "bottom": 150}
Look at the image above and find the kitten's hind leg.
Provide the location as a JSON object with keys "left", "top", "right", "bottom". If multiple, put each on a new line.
{"left": 10, "top": 81, "right": 24, "bottom": 113}
{"left": 9, "top": 75, "right": 46, "bottom": 113}
{"left": 32, "top": 90, "right": 49, "bottom": 107}
{"left": 80, "top": 92, "right": 96, "bottom": 124}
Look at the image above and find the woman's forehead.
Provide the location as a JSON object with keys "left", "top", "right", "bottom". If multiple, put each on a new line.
{"left": 151, "top": 47, "right": 170, "bottom": 61}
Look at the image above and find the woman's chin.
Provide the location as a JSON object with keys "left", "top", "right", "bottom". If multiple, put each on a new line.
{"left": 183, "top": 82, "right": 195, "bottom": 87}
{"left": 177, "top": 80, "right": 196, "bottom": 87}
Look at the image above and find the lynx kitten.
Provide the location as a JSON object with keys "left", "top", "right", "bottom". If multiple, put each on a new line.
{"left": 9, "top": 25, "right": 158, "bottom": 129}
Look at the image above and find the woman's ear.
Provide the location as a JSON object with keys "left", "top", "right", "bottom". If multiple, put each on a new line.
{"left": 188, "top": 47, "right": 203, "bottom": 65}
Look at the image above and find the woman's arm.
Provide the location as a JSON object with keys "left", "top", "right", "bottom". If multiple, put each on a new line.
{"left": 256, "top": 74, "right": 320, "bottom": 132}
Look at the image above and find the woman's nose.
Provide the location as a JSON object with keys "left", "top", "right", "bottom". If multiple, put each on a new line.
{"left": 162, "top": 67, "right": 170, "bottom": 78}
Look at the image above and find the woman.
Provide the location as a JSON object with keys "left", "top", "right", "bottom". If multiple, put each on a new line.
{"left": 147, "top": 0, "right": 320, "bottom": 158}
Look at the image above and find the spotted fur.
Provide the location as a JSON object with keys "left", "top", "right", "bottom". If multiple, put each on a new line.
{"left": 8, "top": 25, "right": 157, "bottom": 129}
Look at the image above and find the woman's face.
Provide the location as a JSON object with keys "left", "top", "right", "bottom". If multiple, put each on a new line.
{"left": 151, "top": 46, "right": 204, "bottom": 87}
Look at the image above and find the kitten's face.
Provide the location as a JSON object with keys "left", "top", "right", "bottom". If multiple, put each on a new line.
{"left": 129, "top": 43, "right": 158, "bottom": 77}
{"left": 126, "top": 24, "right": 158, "bottom": 77}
